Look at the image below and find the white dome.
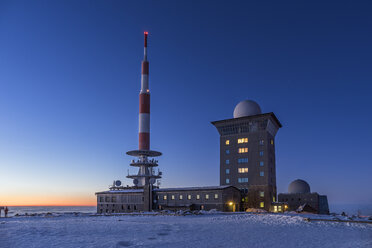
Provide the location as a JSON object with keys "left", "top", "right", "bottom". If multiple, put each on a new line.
{"left": 233, "top": 100, "right": 262, "bottom": 118}
{"left": 288, "top": 179, "right": 311, "bottom": 194}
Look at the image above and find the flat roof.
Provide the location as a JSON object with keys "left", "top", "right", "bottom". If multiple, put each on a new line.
{"left": 154, "top": 185, "right": 236, "bottom": 192}
{"left": 95, "top": 189, "right": 144, "bottom": 194}
{"left": 211, "top": 112, "right": 282, "bottom": 128}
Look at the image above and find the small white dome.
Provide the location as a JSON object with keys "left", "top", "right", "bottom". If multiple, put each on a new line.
{"left": 233, "top": 100, "right": 262, "bottom": 118}
{"left": 288, "top": 179, "right": 311, "bottom": 194}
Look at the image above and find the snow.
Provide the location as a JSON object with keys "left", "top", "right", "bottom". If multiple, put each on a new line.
{"left": 1, "top": 212, "right": 371, "bottom": 248}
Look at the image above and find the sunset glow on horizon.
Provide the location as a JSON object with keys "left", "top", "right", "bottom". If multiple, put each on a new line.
{"left": 1, "top": 193, "right": 96, "bottom": 207}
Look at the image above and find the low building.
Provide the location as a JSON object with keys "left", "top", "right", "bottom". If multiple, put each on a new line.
{"left": 96, "top": 185, "right": 241, "bottom": 213}
{"left": 278, "top": 179, "right": 329, "bottom": 214}
{"left": 155, "top": 186, "right": 241, "bottom": 212}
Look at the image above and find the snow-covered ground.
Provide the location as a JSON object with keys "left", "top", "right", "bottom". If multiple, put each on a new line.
{"left": 1, "top": 212, "right": 371, "bottom": 248}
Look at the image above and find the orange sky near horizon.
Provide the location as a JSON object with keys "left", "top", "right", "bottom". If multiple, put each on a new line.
{"left": 0, "top": 193, "right": 97, "bottom": 206}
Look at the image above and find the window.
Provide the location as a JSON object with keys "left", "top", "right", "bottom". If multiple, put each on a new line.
{"left": 179, "top": 195, "right": 183, "bottom": 200}
{"left": 260, "top": 202, "right": 264, "bottom": 208}
{"left": 100, "top": 197, "right": 104, "bottom": 202}
{"left": 225, "top": 140, "right": 230, "bottom": 145}
{"left": 271, "top": 139, "right": 274, "bottom": 145}
{"left": 225, "top": 149, "right": 230, "bottom": 154}
{"left": 259, "top": 161, "right": 264, "bottom": 166}
{"left": 238, "top": 177, "right": 248, "bottom": 183}
{"left": 259, "top": 191, "right": 264, "bottom": 197}
{"left": 259, "top": 151, "right": 264, "bottom": 156}
{"left": 205, "top": 194, "right": 209, "bottom": 200}
{"left": 238, "top": 158, "right": 248, "bottom": 163}
{"left": 171, "top": 195, "right": 175, "bottom": 200}
{"left": 238, "top": 147, "right": 248, "bottom": 153}
{"left": 163, "top": 195, "right": 167, "bottom": 200}
{"left": 188, "top": 195, "right": 191, "bottom": 200}
{"left": 226, "top": 178, "right": 230, "bottom": 184}
{"left": 238, "top": 138, "right": 248, "bottom": 144}
{"left": 225, "top": 159, "right": 230, "bottom": 165}
{"left": 105, "top": 197, "right": 110, "bottom": 202}
{"left": 134, "top": 205, "right": 137, "bottom": 210}
{"left": 214, "top": 194, "right": 219, "bottom": 199}
{"left": 197, "top": 194, "right": 200, "bottom": 200}
{"left": 273, "top": 196, "right": 276, "bottom": 202}
{"left": 238, "top": 168, "right": 248, "bottom": 173}
{"left": 259, "top": 139, "right": 264, "bottom": 145}
{"left": 112, "top": 197, "right": 116, "bottom": 203}
{"left": 226, "top": 169, "right": 230, "bottom": 174}
{"left": 260, "top": 171, "right": 264, "bottom": 177}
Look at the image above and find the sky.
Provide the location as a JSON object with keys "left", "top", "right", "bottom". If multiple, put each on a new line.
{"left": 0, "top": 0, "right": 371, "bottom": 208}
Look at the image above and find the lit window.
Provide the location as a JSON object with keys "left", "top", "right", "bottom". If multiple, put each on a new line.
{"left": 238, "top": 138, "right": 248, "bottom": 144}
{"left": 238, "top": 148, "right": 248, "bottom": 153}
{"left": 238, "top": 158, "right": 248, "bottom": 163}
{"left": 188, "top": 195, "right": 191, "bottom": 200}
{"left": 273, "top": 196, "right": 276, "bottom": 202}
{"left": 238, "top": 168, "right": 248, "bottom": 173}
{"left": 274, "top": 206, "right": 277, "bottom": 212}
{"left": 238, "top": 177, "right": 248, "bottom": 183}
{"left": 197, "top": 194, "right": 200, "bottom": 200}
{"left": 259, "top": 151, "right": 264, "bottom": 156}
{"left": 226, "top": 149, "right": 230, "bottom": 154}
{"left": 171, "top": 195, "right": 175, "bottom": 200}
{"left": 259, "top": 191, "right": 264, "bottom": 197}
{"left": 179, "top": 195, "right": 183, "bottom": 200}
{"left": 226, "top": 159, "right": 230, "bottom": 164}
{"left": 226, "top": 178, "right": 230, "bottom": 184}
{"left": 163, "top": 195, "right": 167, "bottom": 200}
{"left": 260, "top": 202, "right": 264, "bottom": 208}
{"left": 271, "top": 139, "right": 274, "bottom": 145}
{"left": 214, "top": 194, "right": 219, "bottom": 199}
{"left": 260, "top": 171, "right": 264, "bottom": 177}
{"left": 259, "top": 161, "right": 264, "bottom": 166}
{"left": 226, "top": 169, "right": 230, "bottom": 174}
{"left": 225, "top": 140, "right": 230, "bottom": 145}
{"left": 205, "top": 194, "right": 209, "bottom": 200}
{"left": 259, "top": 139, "right": 264, "bottom": 145}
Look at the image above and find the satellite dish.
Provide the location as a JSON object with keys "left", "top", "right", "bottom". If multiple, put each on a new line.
{"left": 115, "top": 180, "right": 122, "bottom": 187}
{"left": 149, "top": 178, "right": 156, "bottom": 185}
{"left": 133, "top": 179, "right": 139, "bottom": 185}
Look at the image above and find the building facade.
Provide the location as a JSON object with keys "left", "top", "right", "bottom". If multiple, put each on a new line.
{"left": 96, "top": 186, "right": 241, "bottom": 213}
{"left": 212, "top": 100, "right": 282, "bottom": 211}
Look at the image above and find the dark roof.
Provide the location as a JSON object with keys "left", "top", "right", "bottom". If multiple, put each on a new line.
{"left": 154, "top": 185, "right": 237, "bottom": 192}
{"left": 211, "top": 112, "right": 282, "bottom": 128}
{"left": 95, "top": 189, "right": 144, "bottom": 194}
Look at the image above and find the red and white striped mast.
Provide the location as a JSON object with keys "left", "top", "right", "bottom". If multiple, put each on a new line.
{"left": 139, "top": 31, "right": 150, "bottom": 150}
{"left": 127, "top": 32, "right": 162, "bottom": 189}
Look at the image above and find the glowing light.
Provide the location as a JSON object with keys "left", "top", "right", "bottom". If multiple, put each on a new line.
{"left": 228, "top": 201, "right": 233, "bottom": 206}
{"left": 144, "top": 31, "right": 148, "bottom": 35}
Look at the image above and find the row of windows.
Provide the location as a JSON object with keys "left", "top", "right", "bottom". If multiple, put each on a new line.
{"left": 225, "top": 171, "right": 265, "bottom": 183}
{"left": 161, "top": 193, "right": 219, "bottom": 201}
{"left": 238, "top": 168, "right": 248, "bottom": 173}
{"left": 226, "top": 160, "right": 264, "bottom": 166}
{"left": 225, "top": 139, "right": 274, "bottom": 146}
{"left": 225, "top": 168, "right": 248, "bottom": 174}
{"left": 238, "top": 178, "right": 248, "bottom": 183}
{"left": 225, "top": 149, "right": 264, "bottom": 156}
{"left": 238, "top": 148, "right": 248, "bottom": 153}
{"left": 237, "top": 138, "right": 248, "bottom": 144}
{"left": 238, "top": 158, "right": 248, "bottom": 163}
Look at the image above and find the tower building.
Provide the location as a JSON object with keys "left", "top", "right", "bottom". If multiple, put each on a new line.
{"left": 125, "top": 32, "right": 162, "bottom": 211}
{"left": 212, "top": 100, "right": 282, "bottom": 210}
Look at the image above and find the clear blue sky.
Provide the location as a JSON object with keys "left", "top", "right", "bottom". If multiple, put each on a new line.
{"left": 0, "top": 0, "right": 371, "bottom": 207}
